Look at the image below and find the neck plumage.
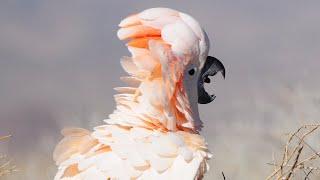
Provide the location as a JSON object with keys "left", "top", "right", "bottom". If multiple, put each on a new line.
{"left": 105, "top": 45, "right": 202, "bottom": 133}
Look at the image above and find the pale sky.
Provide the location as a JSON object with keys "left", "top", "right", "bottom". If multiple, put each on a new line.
{"left": 1, "top": 1, "right": 320, "bottom": 179}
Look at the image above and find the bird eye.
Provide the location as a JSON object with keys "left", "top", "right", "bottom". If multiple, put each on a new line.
{"left": 188, "top": 68, "right": 195, "bottom": 76}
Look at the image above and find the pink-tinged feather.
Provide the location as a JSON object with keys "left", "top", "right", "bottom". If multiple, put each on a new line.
{"left": 119, "top": 14, "right": 141, "bottom": 27}
{"left": 117, "top": 25, "right": 160, "bottom": 40}
{"left": 54, "top": 7, "right": 212, "bottom": 180}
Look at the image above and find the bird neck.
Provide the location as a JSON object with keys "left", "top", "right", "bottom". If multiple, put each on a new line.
{"left": 107, "top": 77, "right": 202, "bottom": 133}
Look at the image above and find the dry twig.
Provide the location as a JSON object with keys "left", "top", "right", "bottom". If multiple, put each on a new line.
{"left": 0, "top": 135, "right": 17, "bottom": 177}
{"left": 267, "top": 124, "right": 320, "bottom": 180}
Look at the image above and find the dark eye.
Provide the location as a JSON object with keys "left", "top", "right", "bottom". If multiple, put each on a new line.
{"left": 188, "top": 68, "right": 195, "bottom": 76}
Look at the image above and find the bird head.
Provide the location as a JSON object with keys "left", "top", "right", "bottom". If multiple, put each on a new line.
{"left": 113, "top": 8, "right": 225, "bottom": 132}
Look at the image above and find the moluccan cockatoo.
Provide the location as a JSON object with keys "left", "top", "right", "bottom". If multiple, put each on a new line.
{"left": 53, "top": 7, "right": 225, "bottom": 180}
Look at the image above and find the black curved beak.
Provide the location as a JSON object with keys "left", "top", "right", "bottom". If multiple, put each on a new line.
{"left": 198, "top": 56, "right": 225, "bottom": 104}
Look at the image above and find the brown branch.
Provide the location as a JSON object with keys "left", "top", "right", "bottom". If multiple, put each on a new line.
{"left": 0, "top": 135, "right": 11, "bottom": 141}
{"left": 304, "top": 169, "right": 313, "bottom": 180}
{"left": 0, "top": 135, "right": 16, "bottom": 177}
{"left": 285, "top": 146, "right": 303, "bottom": 180}
{"left": 222, "top": 172, "right": 226, "bottom": 180}
{"left": 266, "top": 124, "right": 320, "bottom": 180}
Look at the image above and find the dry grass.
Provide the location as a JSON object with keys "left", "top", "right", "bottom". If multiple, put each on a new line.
{"left": 267, "top": 124, "right": 320, "bottom": 180}
{"left": 0, "top": 135, "right": 17, "bottom": 177}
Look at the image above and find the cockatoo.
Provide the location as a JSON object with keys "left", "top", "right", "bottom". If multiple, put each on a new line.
{"left": 53, "top": 7, "right": 225, "bottom": 180}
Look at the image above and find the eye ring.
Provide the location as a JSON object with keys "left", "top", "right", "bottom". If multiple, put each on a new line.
{"left": 188, "top": 68, "right": 196, "bottom": 76}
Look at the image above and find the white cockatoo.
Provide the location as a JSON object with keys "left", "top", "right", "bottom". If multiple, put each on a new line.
{"left": 53, "top": 7, "right": 225, "bottom": 180}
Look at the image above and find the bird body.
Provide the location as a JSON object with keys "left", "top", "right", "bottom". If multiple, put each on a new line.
{"left": 54, "top": 8, "right": 225, "bottom": 180}
{"left": 54, "top": 126, "right": 209, "bottom": 180}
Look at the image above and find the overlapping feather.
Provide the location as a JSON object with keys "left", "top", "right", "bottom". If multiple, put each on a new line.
{"left": 54, "top": 8, "right": 212, "bottom": 180}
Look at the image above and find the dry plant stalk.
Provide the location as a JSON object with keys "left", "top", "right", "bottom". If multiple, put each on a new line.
{"left": 0, "top": 135, "right": 17, "bottom": 177}
{"left": 267, "top": 124, "right": 320, "bottom": 180}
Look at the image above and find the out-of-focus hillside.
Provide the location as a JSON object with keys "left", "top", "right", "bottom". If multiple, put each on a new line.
{"left": 0, "top": 1, "right": 320, "bottom": 179}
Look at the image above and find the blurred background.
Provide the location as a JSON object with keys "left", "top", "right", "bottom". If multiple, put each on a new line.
{"left": 1, "top": 0, "right": 320, "bottom": 179}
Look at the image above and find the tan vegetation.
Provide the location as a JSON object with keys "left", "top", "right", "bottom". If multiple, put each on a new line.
{"left": 267, "top": 124, "right": 320, "bottom": 179}
{"left": 0, "top": 135, "right": 16, "bottom": 177}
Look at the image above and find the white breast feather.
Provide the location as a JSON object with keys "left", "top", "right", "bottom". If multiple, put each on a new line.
{"left": 54, "top": 7, "right": 212, "bottom": 180}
